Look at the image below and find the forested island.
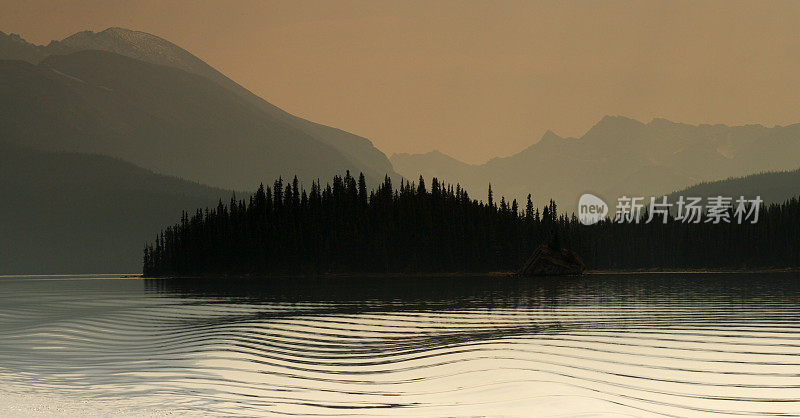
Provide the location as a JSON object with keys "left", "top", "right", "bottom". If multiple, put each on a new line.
{"left": 143, "top": 172, "right": 799, "bottom": 276}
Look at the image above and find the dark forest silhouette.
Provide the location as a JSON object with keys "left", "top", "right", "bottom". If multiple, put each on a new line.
{"left": 143, "top": 172, "right": 800, "bottom": 276}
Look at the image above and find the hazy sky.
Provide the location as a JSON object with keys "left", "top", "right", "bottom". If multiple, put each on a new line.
{"left": 3, "top": 0, "right": 800, "bottom": 163}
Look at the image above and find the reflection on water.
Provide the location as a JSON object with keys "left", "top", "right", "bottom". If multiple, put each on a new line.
{"left": 1, "top": 273, "right": 800, "bottom": 416}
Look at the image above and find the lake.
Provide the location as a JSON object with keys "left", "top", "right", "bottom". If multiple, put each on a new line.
{"left": 1, "top": 273, "right": 799, "bottom": 416}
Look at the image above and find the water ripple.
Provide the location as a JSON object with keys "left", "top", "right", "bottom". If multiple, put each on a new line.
{"left": 1, "top": 273, "right": 799, "bottom": 416}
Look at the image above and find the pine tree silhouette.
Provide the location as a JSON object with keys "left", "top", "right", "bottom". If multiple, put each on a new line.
{"left": 143, "top": 173, "right": 800, "bottom": 276}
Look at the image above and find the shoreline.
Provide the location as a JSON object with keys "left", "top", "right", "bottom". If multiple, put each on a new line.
{"left": 145, "top": 271, "right": 519, "bottom": 280}
{"left": 143, "top": 267, "right": 800, "bottom": 280}
{"left": 587, "top": 267, "right": 800, "bottom": 274}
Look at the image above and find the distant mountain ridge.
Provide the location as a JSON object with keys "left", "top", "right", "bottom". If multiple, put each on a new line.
{"left": 391, "top": 150, "right": 480, "bottom": 187}
{"left": 392, "top": 116, "right": 800, "bottom": 211}
{"left": 0, "top": 27, "right": 397, "bottom": 186}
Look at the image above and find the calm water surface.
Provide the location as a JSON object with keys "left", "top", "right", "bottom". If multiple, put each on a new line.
{"left": 1, "top": 273, "right": 799, "bottom": 416}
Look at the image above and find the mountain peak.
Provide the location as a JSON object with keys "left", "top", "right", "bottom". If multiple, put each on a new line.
{"left": 584, "top": 115, "right": 645, "bottom": 137}
{"left": 61, "top": 27, "right": 159, "bottom": 42}
{"left": 599, "top": 114, "right": 644, "bottom": 126}
{"left": 1, "top": 26, "right": 399, "bottom": 187}
{"left": 0, "top": 31, "right": 29, "bottom": 44}
{"left": 103, "top": 27, "right": 136, "bottom": 34}
{"left": 0, "top": 26, "right": 225, "bottom": 84}
{"left": 539, "top": 129, "right": 563, "bottom": 143}
{"left": 0, "top": 30, "right": 48, "bottom": 63}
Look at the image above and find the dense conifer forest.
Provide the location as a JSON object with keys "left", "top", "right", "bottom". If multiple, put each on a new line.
{"left": 143, "top": 172, "right": 800, "bottom": 276}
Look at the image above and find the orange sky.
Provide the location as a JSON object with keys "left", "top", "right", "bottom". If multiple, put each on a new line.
{"left": 3, "top": 0, "right": 800, "bottom": 163}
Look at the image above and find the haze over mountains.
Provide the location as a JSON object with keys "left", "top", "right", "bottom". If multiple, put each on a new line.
{"left": 392, "top": 116, "right": 800, "bottom": 210}
{"left": 1, "top": 26, "right": 799, "bottom": 273}
{"left": 0, "top": 28, "right": 397, "bottom": 189}
{"left": 0, "top": 142, "right": 230, "bottom": 274}
{"left": 1, "top": 27, "right": 399, "bottom": 273}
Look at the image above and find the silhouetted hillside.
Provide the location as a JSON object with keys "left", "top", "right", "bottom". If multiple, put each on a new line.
{"left": 668, "top": 168, "right": 800, "bottom": 205}
{"left": 0, "top": 142, "right": 232, "bottom": 274}
{"left": 0, "top": 51, "right": 394, "bottom": 190}
{"left": 0, "top": 28, "right": 397, "bottom": 187}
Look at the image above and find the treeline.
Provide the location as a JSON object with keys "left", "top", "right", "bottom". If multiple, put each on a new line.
{"left": 143, "top": 172, "right": 800, "bottom": 276}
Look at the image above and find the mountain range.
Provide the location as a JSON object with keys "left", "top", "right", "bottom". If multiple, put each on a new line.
{"left": 1, "top": 27, "right": 799, "bottom": 273}
{"left": 0, "top": 28, "right": 398, "bottom": 189}
{"left": 392, "top": 116, "right": 800, "bottom": 210}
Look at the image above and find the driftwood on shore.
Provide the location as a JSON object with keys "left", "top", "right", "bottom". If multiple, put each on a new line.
{"left": 520, "top": 244, "right": 586, "bottom": 276}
